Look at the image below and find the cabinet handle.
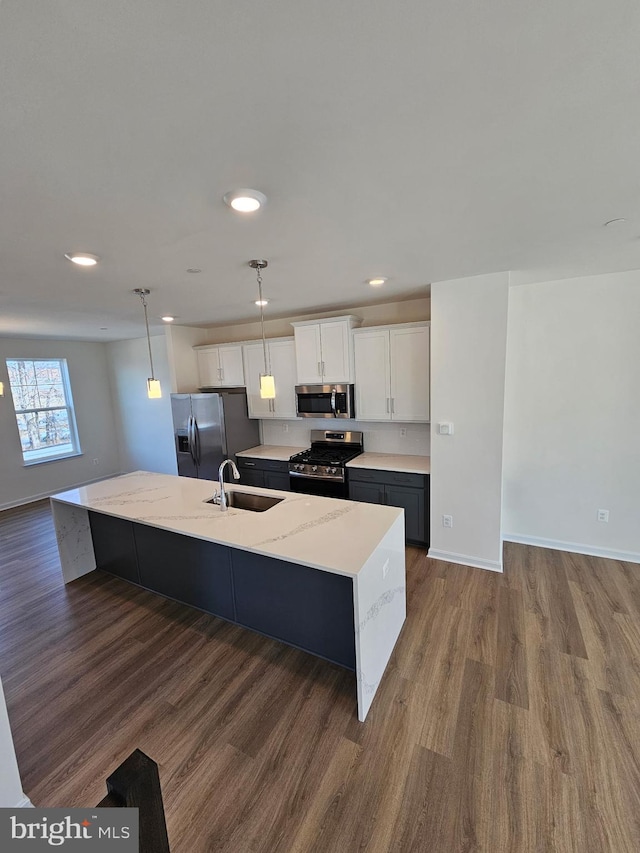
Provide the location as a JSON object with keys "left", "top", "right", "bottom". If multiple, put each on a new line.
{"left": 322, "top": 361, "right": 325, "bottom": 375}
{"left": 243, "top": 462, "right": 256, "bottom": 467}
{"left": 386, "top": 398, "right": 390, "bottom": 413}
{"left": 391, "top": 397, "right": 395, "bottom": 414}
{"left": 218, "top": 367, "right": 223, "bottom": 380}
{"left": 318, "top": 361, "right": 322, "bottom": 377}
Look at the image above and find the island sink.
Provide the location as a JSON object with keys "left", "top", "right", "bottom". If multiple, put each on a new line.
{"left": 205, "top": 491, "right": 284, "bottom": 512}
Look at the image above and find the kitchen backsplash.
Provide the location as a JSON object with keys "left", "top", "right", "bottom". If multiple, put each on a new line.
{"left": 261, "top": 419, "right": 430, "bottom": 456}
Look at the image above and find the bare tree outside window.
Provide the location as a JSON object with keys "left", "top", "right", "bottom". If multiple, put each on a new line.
{"left": 5, "top": 358, "right": 81, "bottom": 464}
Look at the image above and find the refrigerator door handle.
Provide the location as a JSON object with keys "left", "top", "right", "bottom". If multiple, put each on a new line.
{"left": 187, "top": 416, "right": 196, "bottom": 466}
{"left": 193, "top": 417, "right": 201, "bottom": 465}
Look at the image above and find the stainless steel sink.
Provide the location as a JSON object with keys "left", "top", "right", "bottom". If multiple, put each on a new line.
{"left": 205, "top": 491, "right": 284, "bottom": 512}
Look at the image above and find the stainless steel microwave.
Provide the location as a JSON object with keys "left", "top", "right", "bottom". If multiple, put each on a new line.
{"left": 295, "top": 384, "right": 355, "bottom": 419}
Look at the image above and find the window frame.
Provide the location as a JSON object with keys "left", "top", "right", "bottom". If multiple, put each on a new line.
{"left": 5, "top": 357, "right": 82, "bottom": 466}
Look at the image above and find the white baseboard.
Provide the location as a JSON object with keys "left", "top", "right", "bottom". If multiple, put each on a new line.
{"left": 0, "top": 472, "right": 124, "bottom": 513}
{"left": 503, "top": 533, "right": 640, "bottom": 565}
{"left": 427, "top": 548, "right": 503, "bottom": 573}
{"left": 15, "top": 795, "right": 34, "bottom": 808}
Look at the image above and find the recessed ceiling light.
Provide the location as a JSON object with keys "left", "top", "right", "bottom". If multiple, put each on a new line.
{"left": 367, "top": 277, "right": 387, "bottom": 287}
{"left": 603, "top": 218, "right": 627, "bottom": 227}
{"left": 223, "top": 189, "right": 267, "bottom": 213}
{"left": 161, "top": 315, "right": 175, "bottom": 322}
{"left": 254, "top": 299, "right": 269, "bottom": 306}
{"left": 99, "top": 327, "right": 108, "bottom": 330}
{"left": 65, "top": 252, "right": 99, "bottom": 266}
{"left": 186, "top": 268, "right": 201, "bottom": 274}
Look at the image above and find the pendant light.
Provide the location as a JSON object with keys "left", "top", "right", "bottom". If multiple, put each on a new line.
{"left": 133, "top": 288, "right": 162, "bottom": 399}
{"left": 249, "top": 259, "right": 276, "bottom": 399}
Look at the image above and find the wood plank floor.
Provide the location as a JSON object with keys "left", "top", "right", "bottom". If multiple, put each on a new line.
{"left": 1, "top": 501, "right": 640, "bottom": 852}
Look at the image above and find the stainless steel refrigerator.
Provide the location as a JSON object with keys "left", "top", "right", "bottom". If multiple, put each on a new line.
{"left": 171, "top": 389, "right": 260, "bottom": 480}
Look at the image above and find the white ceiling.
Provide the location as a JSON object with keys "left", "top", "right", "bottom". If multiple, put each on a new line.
{"left": 1, "top": 0, "right": 640, "bottom": 340}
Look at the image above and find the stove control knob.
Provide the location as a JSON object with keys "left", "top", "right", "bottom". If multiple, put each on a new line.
{"left": 330, "top": 467, "right": 337, "bottom": 474}
{"left": 312, "top": 465, "right": 318, "bottom": 472}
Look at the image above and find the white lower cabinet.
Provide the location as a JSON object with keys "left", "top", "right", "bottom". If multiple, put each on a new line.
{"left": 195, "top": 344, "right": 245, "bottom": 387}
{"left": 353, "top": 323, "right": 430, "bottom": 422}
{"left": 243, "top": 338, "right": 297, "bottom": 419}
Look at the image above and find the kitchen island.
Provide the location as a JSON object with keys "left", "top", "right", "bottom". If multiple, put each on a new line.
{"left": 50, "top": 471, "right": 405, "bottom": 721}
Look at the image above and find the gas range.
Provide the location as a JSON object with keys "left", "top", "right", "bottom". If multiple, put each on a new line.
{"left": 289, "top": 431, "right": 363, "bottom": 496}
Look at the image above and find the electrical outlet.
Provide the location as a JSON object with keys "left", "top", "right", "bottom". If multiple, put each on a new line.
{"left": 282, "top": 423, "right": 289, "bottom": 433}
{"left": 92, "top": 458, "right": 99, "bottom": 466}
{"left": 597, "top": 509, "right": 609, "bottom": 523}
{"left": 442, "top": 514, "right": 453, "bottom": 528}
{"left": 399, "top": 427, "right": 407, "bottom": 438}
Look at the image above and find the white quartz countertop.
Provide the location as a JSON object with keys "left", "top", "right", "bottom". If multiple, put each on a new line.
{"left": 346, "top": 453, "right": 431, "bottom": 475}
{"left": 51, "top": 472, "right": 402, "bottom": 579}
{"left": 236, "top": 445, "right": 306, "bottom": 461}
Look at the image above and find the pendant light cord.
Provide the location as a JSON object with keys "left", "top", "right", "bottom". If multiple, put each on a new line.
{"left": 257, "top": 266, "right": 272, "bottom": 375}
{"left": 138, "top": 291, "right": 156, "bottom": 380}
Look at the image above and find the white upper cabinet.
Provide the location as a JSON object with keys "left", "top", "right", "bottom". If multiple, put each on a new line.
{"left": 195, "top": 344, "right": 245, "bottom": 388}
{"left": 242, "top": 338, "right": 297, "bottom": 419}
{"left": 353, "top": 329, "right": 391, "bottom": 420}
{"left": 353, "top": 322, "right": 430, "bottom": 422}
{"left": 291, "top": 316, "right": 360, "bottom": 384}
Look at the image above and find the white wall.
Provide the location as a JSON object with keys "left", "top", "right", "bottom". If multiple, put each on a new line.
{"left": 106, "top": 335, "right": 177, "bottom": 475}
{"left": 429, "top": 272, "right": 510, "bottom": 571}
{"left": 0, "top": 676, "right": 27, "bottom": 807}
{"left": 261, "top": 418, "right": 430, "bottom": 456}
{"left": 165, "top": 325, "right": 210, "bottom": 393}
{"left": 200, "top": 296, "right": 430, "bottom": 344}
{"left": 503, "top": 270, "right": 640, "bottom": 561}
{"left": 0, "top": 338, "right": 121, "bottom": 510}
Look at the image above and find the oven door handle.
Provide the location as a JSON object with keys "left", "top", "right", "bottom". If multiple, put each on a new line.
{"left": 289, "top": 470, "right": 345, "bottom": 482}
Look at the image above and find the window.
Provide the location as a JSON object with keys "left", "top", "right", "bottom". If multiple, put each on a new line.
{"left": 5, "top": 358, "right": 81, "bottom": 465}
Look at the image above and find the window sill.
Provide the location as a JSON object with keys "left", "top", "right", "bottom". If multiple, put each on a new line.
{"left": 23, "top": 451, "right": 83, "bottom": 467}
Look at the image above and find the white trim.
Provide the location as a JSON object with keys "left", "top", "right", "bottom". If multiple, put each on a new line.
{"left": 0, "top": 472, "right": 124, "bottom": 513}
{"left": 427, "top": 548, "right": 503, "bottom": 573}
{"left": 15, "top": 795, "right": 34, "bottom": 808}
{"left": 503, "top": 533, "right": 640, "bottom": 565}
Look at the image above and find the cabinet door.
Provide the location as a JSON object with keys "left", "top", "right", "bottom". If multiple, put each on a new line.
{"left": 89, "top": 512, "right": 140, "bottom": 584}
{"left": 348, "top": 480, "right": 386, "bottom": 505}
{"left": 390, "top": 325, "right": 430, "bottom": 422}
{"left": 134, "top": 524, "right": 235, "bottom": 620}
{"left": 385, "top": 484, "right": 425, "bottom": 544}
{"left": 320, "top": 320, "right": 352, "bottom": 383}
{"left": 232, "top": 550, "right": 356, "bottom": 668}
{"left": 238, "top": 468, "right": 265, "bottom": 488}
{"left": 218, "top": 345, "right": 245, "bottom": 386}
{"left": 269, "top": 339, "right": 297, "bottom": 419}
{"left": 243, "top": 344, "right": 272, "bottom": 418}
{"left": 294, "top": 324, "right": 323, "bottom": 384}
{"left": 264, "top": 470, "right": 290, "bottom": 491}
{"left": 353, "top": 329, "right": 391, "bottom": 420}
{"left": 196, "top": 349, "right": 221, "bottom": 388}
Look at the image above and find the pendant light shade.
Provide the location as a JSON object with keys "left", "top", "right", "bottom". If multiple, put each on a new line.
{"left": 249, "top": 259, "right": 276, "bottom": 400}
{"left": 134, "top": 288, "right": 162, "bottom": 399}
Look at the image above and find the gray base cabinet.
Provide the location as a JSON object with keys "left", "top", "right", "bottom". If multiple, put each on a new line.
{"left": 88, "top": 512, "right": 355, "bottom": 671}
{"left": 134, "top": 524, "right": 235, "bottom": 621}
{"left": 348, "top": 468, "right": 430, "bottom": 546}
{"left": 89, "top": 513, "right": 140, "bottom": 584}
{"left": 236, "top": 457, "right": 290, "bottom": 491}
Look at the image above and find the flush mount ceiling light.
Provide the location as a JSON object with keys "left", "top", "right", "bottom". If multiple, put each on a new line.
{"left": 254, "top": 299, "right": 269, "bottom": 306}
{"left": 186, "top": 268, "right": 202, "bottom": 274}
{"left": 249, "top": 259, "right": 276, "bottom": 399}
{"left": 367, "top": 277, "right": 388, "bottom": 287}
{"left": 224, "top": 189, "right": 267, "bottom": 213}
{"left": 133, "top": 288, "right": 162, "bottom": 399}
{"left": 161, "top": 315, "right": 175, "bottom": 322}
{"left": 65, "top": 252, "right": 100, "bottom": 266}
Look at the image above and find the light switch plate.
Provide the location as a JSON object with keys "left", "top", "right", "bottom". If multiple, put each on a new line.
{"left": 438, "top": 422, "right": 454, "bottom": 435}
